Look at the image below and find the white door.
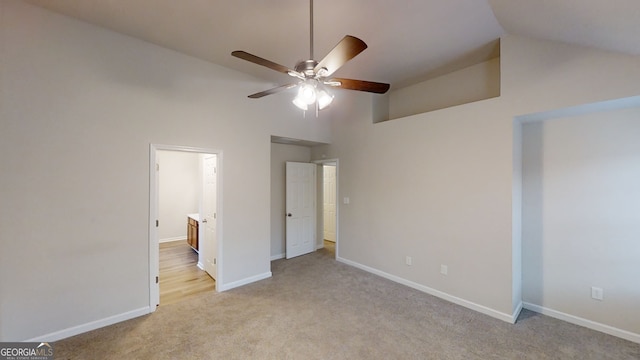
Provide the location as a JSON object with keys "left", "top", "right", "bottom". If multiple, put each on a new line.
{"left": 201, "top": 154, "right": 217, "bottom": 280}
{"left": 286, "top": 162, "right": 316, "bottom": 259}
{"left": 323, "top": 165, "right": 336, "bottom": 242}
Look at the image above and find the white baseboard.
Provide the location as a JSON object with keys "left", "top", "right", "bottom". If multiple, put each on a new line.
{"left": 26, "top": 307, "right": 151, "bottom": 342}
{"left": 523, "top": 302, "right": 640, "bottom": 344}
{"left": 337, "top": 256, "right": 517, "bottom": 324}
{"left": 270, "top": 253, "right": 285, "bottom": 261}
{"left": 197, "top": 262, "right": 204, "bottom": 270}
{"left": 512, "top": 301, "right": 523, "bottom": 323}
{"left": 217, "top": 272, "right": 272, "bottom": 292}
{"left": 159, "top": 236, "right": 186, "bottom": 243}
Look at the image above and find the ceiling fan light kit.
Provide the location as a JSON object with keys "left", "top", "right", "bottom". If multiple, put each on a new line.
{"left": 231, "top": 0, "right": 390, "bottom": 115}
{"left": 292, "top": 80, "right": 334, "bottom": 114}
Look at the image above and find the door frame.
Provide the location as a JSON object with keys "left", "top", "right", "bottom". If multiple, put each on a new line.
{"left": 314, "top": 159, "right": 339, "bottom": 259}
{"left": 149, "top": 144, "right": 223, "bottom": 310}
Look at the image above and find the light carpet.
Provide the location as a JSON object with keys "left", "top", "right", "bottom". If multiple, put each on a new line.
{"left": 54, "top": 247, "right": 640, "bottom": 359}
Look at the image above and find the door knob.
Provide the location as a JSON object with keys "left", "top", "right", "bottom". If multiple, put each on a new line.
{"left": 201, "top": 219, "right": 208, "bottom": 223}
{"left": 287, "top": 213, "right": 292, "bottom": 217}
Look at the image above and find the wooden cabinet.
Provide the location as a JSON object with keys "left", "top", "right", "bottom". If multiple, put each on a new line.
{"left": 187, "top": 216, "right": 199, "bottom": 251}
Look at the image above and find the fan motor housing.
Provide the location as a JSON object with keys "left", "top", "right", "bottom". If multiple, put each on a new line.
{"left": 295, "top": 60, "right": 319, "bottom": 77}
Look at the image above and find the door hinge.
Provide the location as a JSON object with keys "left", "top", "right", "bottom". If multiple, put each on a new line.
{"left": 214, "top": 258, "right": 216, "bottom": 265}
{"left": 214, "top": 213, "right": 216, "bottom": 219}
{"left": 156, "top": 163, "right": 159, "bottom": 171}
{"left": 156, "top": 276, "right": 159, "bottom": 284}
{"left": 214, "top": 167, "right": 217, "bottom": 174}
{"left": 156, "top": 220, "right": 159, "bottom": 227}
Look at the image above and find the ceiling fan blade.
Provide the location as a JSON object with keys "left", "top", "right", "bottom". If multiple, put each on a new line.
{"left": 314, "top": 35, "right": 367, "bottom": 76}
{"left": 232, "top": 51, "right": 295, "bottom": 75}
{"left": 329, "top": 78, "right": 390, "bottom": 94}
{"left": 248, "top": 84, "right": 298, "bottom": 99}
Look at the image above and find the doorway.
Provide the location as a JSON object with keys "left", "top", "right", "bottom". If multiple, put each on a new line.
{"left": 149, "top": 144, "right": 222, "bottom": 309}
{"left": 316, "top": 160, "right": 338, "bottom": 259}
{"left": 322, "top": 163, "right": 337, "bottom": 257}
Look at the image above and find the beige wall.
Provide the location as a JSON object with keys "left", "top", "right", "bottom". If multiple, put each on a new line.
{"left": 315, "top": 95, "right": 516, "bottom": 320}
{"left": 312, "top": 34, "right": 640, "bottom": 335}
{"left": 388, "top": 58, "right": 500, "bottom": 120}
{"left": 0, "top": 0, "right": 330, "bottom": 341}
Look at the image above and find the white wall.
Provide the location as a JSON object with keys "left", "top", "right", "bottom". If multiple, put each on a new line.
{"left": 522, "top": 107, "right": 640, "bottom": 336}
{"left": 270, "top": 143, "right": 312, "bottom": 259}
{"left": 311, "top": 34, "right": 640, "bottom": 332}
{"left": 157, "top": 150, "right": 200, "bottom": 242}
{"left": 0, "top": 0, "right": 330, "bottom": 341}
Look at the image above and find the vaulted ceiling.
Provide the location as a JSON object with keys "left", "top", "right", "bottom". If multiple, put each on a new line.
{"left": 23, "top": 0, "right": 640, "bottom": 89}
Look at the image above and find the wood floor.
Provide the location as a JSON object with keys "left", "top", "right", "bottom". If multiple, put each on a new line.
{"left": 159, "top": 240, "right": 215, "bottom": 306}
{"left": 323, "top": 239, "right": 335, "bottom": 255}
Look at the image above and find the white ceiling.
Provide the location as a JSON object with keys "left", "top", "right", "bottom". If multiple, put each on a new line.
{"left": 490, "top": 0, "right": 640, "bottom": 57}
{"left": 23, "top": 0, "right": 640, "bottom": 90}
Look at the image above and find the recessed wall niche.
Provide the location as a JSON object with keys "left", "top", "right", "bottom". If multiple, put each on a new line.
{"left": 373, "top": 39, "right": 501, "bottom": 123}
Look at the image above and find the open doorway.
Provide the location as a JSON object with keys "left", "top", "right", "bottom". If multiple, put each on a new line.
{"left": 149, "top": 145, "right": 221, "bottom": 309}
{"left": 322, "top": 163, "right": 337, "bottom": 257}
{"left": 315, "top": 160, "right": 338, "bottom": 259}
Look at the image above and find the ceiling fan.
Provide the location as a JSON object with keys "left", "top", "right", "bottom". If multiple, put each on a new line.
{"left": 231, "top": 0, "right": 390, "bottom": 114}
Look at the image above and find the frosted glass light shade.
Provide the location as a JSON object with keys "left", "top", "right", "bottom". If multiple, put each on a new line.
{"left": 292, "top": 96, "right": 308, "bottom": 110}
{"left": 292, "top": 80, "right": 333, "bottom": 112}
{"left": 317, "top": 88, "right": 334, "bottom": 110}
{"left": 298, "top": 82, "right": 316, "bottom": 104}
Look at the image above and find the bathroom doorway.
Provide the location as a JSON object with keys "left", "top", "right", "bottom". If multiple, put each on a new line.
{"left": 149, "top": 144, "right": 221, "bottom": 308}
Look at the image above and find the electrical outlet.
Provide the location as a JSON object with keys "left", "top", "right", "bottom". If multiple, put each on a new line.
{"left": 591, "top": 287, "right": 604, "bottom": 301}
{"left": 405, "top": 256, "right": 412, "bottom": 266}
{"left": 440, "top": 265, "right": 448, "bottom": 275}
